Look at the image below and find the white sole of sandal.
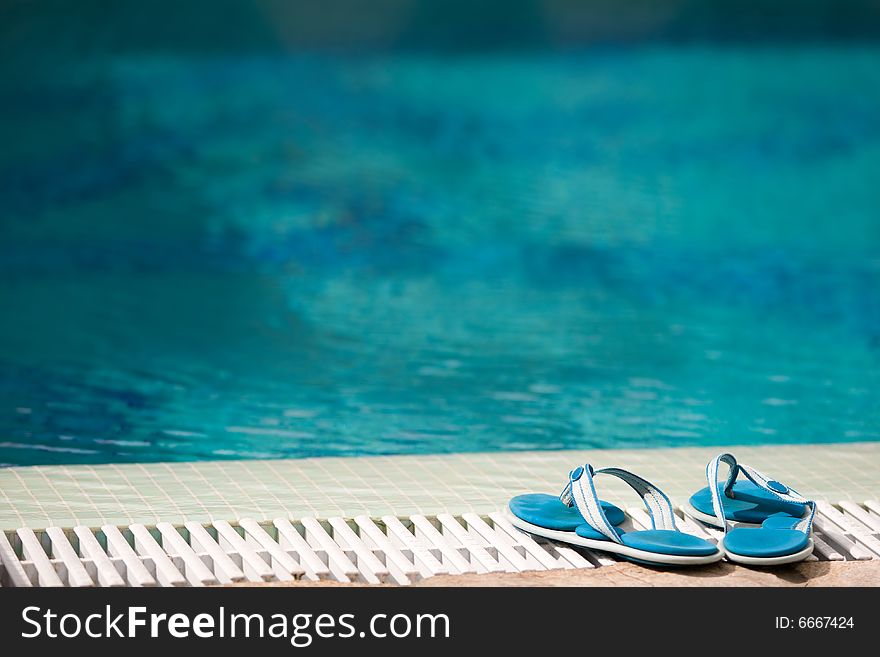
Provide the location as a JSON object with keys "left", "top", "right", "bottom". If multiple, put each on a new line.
{"left": 503, "top": 508, "right": 725, "bottom": 567}
{"left": 723, "top": 540, "right": 815, "bottom": 566}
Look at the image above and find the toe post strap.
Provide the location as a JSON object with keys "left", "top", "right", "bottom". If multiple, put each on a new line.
{"left": 559, "top": 463, "right": 679, "bottom": 544}
{"left": 707, "top": 453, "right": 815, "bottom": 534}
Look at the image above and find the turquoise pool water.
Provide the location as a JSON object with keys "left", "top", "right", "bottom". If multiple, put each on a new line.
{"left": 1, "top": 43, "right": 879, "bottom": 466}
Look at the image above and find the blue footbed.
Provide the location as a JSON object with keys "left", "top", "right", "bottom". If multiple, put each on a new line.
{"left": 574, "top": 525, "right": 719, "bottom": 556}
{"left": 509, "top": 493, "right": 625, "bottom": 531}
{"left": 510, "top": 493, "right": 718, "bottom": 557}
{"left": 722, "top": 512, "right": 809, "bottom": 558}
{"left": 761, "top": 512, "right": 804, "bottom": 530}
{"left": 689, "top": 480, "right": 806, "bottom": 523}
{"left": 724, "top": 528, "right": 809, "bottom": 558}
{"left": 619, "top": 530, "right": 720, "bottom": 556}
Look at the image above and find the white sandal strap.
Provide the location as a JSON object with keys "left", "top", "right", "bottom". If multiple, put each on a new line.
{"left": 560, "top": 464, "right": 679, "bottom": 543}
{"left": 707, "top": 453, "right": 816, "bottom": 534}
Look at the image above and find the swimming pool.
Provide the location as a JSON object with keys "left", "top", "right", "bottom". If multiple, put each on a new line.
{"left": 1, "top": 28, "right": 879, "bottom": 465}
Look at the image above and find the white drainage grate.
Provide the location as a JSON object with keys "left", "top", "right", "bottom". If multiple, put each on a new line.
{"left": 1, "top": 501, "right": 879, "bottom": 587}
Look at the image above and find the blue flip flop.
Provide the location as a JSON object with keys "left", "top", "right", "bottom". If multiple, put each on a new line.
{"left": 695, "top": 453, "right": 816, "bottom": 565}
{"left": 685, "top": 456, "right": 808, "bottom": 528}
{"left": 506, "top": 464, "right": 723, "bottom": 566}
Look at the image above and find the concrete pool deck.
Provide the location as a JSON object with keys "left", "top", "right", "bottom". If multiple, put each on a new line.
{"left": 241, "top": 560, "right": 880, "bottom": 587}
{"left": 1, "top": 442, "right": 877, "bottom": 530}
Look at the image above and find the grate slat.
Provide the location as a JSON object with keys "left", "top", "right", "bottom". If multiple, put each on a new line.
{"left": 45, "top": 527, "right": 93, "bottom": 587}
{"left": 838, "top": 501, "right": 880, "bottom": 534}
{"left": 546, "top": 541, "right": 594, "bottom": 569}
{"left": 301, "top": 517, "right": 360, "bottom": 582}
{"left": 382, "top": 515, "right": 448, "bottom": 577}
{"left": 74, "top": 526, "right": 125, "bottom": 587}
{"left": 436, "top": 513, "right": 504, "bottom": 573}
{"left": 489, "top": 512, "right": 566, "bottom": 570}
{"left": 0, "top": 529, "right": 32, "bottom": 587}
{"left": 185, "top": 522, "right": 247, "bottom": 584}
{"left": 820, "top": 502, "right": 880, "bottom": 558}
{"left": 156, "top": 523, "right": 218, "bottom": 586}
{"left": 461, "top": 513, "right": 536, "bottom": 571}
{"left": 239, "top": 519, "right": 305, "bottom": 582}
{"left": 102, "top": 525, "right": 156, "bottom": 586}
{"left": 328, "top": 517, "right": 390, "bottom": 583}
{"left": 811, "top": 517, "right": 873, "bottom": 561}
{"left": 16, "top": 528, "right": 63, "bottom": 587}
{"left": 130, "top": 524, "right": 186, "bottom": 587}
{"left": 413, "top": 515, "right": 480, "bottom": 574}
{"left": 213, "top": 520, "right": 274, "bottom": 582}
{"left": 273, "top": 518, "right": 331, "bottom": 581}
{"left": 354, "top": 515, "right": 419, "bottom": 584}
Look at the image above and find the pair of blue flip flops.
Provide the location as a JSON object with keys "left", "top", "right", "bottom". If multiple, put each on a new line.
{"left": 506, "top": 452, "right": 815, "bottom": 566}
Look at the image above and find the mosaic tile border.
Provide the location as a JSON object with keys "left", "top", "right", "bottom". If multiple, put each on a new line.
{"left": 1, "top": 442, "right": 878, "bottom": 530}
